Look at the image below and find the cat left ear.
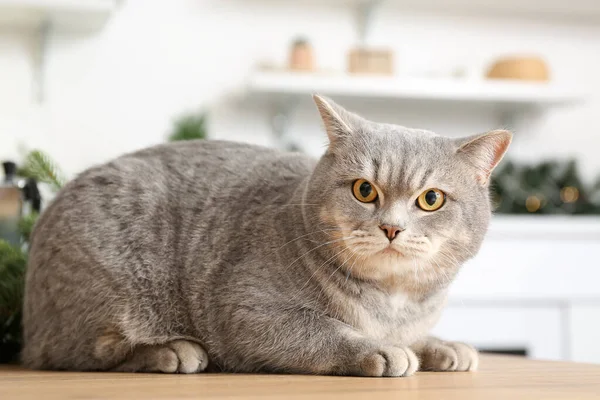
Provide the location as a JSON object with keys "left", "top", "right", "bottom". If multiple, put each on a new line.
{"left": 455, "top": 130, "right": 513, "bottom": 185}
{"left": 313, "top": 94, "right": 364, "bottom": 145}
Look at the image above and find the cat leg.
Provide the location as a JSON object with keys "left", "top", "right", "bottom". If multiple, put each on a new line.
{"left": 411, "top": 336, "right": 478, "bottom": 372}
{"left": 95, "top": 332, "right": 209, "bottom": 373}
{"left": 218, "top": 305, "right": 419, "bottom": 377}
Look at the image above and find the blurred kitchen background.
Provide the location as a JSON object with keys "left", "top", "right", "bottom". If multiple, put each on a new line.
{"left": 1, "top": 0, "right": 600, "bottom": 363}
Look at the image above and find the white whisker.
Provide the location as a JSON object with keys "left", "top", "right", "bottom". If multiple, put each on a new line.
{"left": 281, "top": 236, "right": 355, "bottom": 273}
{"left": 293, "top": 246, "right": 350, "bottom": 297}
{"left": 316, "top": 250, "right": 356, "bottom": 303}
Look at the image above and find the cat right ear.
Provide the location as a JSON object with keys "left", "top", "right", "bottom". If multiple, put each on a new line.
{"left": 455, "top": 129, "right": 513, "bottom": 186}
{"left": 313, "top": 94, "right": 362, "bottom": 145}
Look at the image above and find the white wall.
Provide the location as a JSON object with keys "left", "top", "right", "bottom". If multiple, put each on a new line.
{"left": 1, "top": 0, "right": 600, "bottom": 180}
{"left": 0, "top": 29, "right": 36, "bottom": 160}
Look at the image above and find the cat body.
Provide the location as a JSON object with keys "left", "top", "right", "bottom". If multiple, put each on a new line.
{"left": 22, "top": 96, "right": 511, "bottom": 376}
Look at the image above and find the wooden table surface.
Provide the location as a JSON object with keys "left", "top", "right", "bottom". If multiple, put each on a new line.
{"left": 1, "top": 355, "right": 600, "bottom": 399}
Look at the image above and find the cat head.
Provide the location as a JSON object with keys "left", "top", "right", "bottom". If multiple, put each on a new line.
{"left": 306, "top": 95, "right": 511, "bottom": 293}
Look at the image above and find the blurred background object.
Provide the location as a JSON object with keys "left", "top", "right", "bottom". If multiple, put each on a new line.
{"left": 0, "top": 161, "right": 41, "bottom": 247}
{"left": 168, "top": 111, "right": 208, "bottom": 142}
{"left": 491, "top": 159, "right": 600, "bottom": 215}
{"left": 289, "top": 37, "right": 315, "bottom": 71}
{"left": 486, "top": 56, "right": 550, "bottom": 82}
{"left": 348, "top": 47, "right": 394, "bottom": 75}
{"left": 1, "top": 0, "right": 599, "bottom": 364}
{"left": 0, "top": 162, "right": 23, "bottom": 247}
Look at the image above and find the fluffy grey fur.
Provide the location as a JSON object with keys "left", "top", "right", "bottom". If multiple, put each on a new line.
{"left": 22, "top": 96, "right": 511, "bottom": 376}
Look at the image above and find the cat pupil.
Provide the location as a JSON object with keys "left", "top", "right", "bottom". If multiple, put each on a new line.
{"left": 359, "top": 182, "right": 372, "bottom": 198}
{"left": 425, "top": 190, "right": 438, "bottom": 205}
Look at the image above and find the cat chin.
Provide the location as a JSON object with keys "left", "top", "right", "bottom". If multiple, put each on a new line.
{"left": 377, "top": 247, "right": 405, "bottom": 256}
{"left": 349, "top": 252, "right": 454, "bottom": 295}
{"left": 350, "top": 251, "right": 427, "bottom": 281}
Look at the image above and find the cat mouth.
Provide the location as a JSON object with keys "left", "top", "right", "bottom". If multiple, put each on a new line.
{"left": 379, "top": 246, "right": 404, "bottom": 256}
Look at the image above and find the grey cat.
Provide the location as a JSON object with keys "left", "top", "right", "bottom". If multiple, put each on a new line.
{"left": 22, "top": 95, "right": 511, "bottom": 376}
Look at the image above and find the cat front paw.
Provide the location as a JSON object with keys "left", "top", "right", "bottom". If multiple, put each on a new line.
{"left": 113, "top": 339, "right": 209, "bottom": 373}
{"left": 353, "top": 346, "right": 419, "bottom": 377}
{"left": 418, "top": 341, "right": 478, "bottom": 372}
{"left": 167, "top": 340, "right": 209, "bottom": 373}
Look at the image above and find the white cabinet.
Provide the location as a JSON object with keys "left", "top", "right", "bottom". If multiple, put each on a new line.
{"left": 569, "top": 305, "right": 600, "bottom": 364}
{"left": 435, "top": 216, "right": 600, "bottom": 363}
{"left": 450, "top": 216, "right": 600, "bottom": 300}
{"left": 433, "top": 305, "right": 564, "bottom": 360}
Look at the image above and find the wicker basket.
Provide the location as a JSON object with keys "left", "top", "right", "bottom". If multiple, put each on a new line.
{"left": 486, "top": 57, "right": 549, "bottom": 82}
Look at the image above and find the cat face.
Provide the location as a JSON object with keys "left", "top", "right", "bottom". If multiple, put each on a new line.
{"left": 308, "top": 95, "right": 511, "bottom": 291}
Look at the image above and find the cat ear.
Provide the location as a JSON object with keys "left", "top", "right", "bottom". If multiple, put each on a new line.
{"left": 312, "top": 94, "right": 363, "bottom": 144}
{"left": 455, "top": 129, "right": 513, "bottom": 185}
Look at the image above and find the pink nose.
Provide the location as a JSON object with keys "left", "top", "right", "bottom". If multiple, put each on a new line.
{"left": 379, "top": 225, "right": 403, "bottom": 241}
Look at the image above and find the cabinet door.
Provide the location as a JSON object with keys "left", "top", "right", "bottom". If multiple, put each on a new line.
{"left": 432, "top": 305, "right": 564, "bottom": 360}
{"left": 569, "top": 305, "right": 600, "bottom": 364}
{"left": 449, "top": 238, "right": 600, "bottom": 300}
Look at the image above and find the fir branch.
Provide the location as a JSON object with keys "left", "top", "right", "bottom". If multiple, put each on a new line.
{"left": 18, "top": 213, "right": 39, "bottom": 244}
{"left": 168, "top": 113, "right": 207, "bottom": 142}
{"left": 0, "top": 240, "right": 26, "bottom": 317}
{"left": 0, "top": 239, "right": 27, "bottom": 363}
{"left": 18, "top": 150, "right": 65, "bottom": 192}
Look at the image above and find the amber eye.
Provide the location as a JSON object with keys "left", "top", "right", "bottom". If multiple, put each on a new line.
{"left": 352, "top": 179, "right": 378, "bottom": 203}
{"left": 416, "top": 188, "right": 446, "bottom": 211}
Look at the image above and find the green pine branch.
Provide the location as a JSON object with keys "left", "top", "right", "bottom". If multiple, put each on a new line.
{"left": 0, "top": 239, "right": 27, "bottom": 363}
{"left": 1, "top": 149, "right": 56, "bottom": 362}
{"left": 0, "top": 240, "right": 26, "bottom": 312}
{"left": 18, "top": 213, "right": 39, "bottom": 244}
{"left": 168, "top": 113, "right": 207, "bottom": 142}
{"left": 491, "top": 159, "right": 600, "bottom": 215}
{"left": 17, "top": 150, "right": 65, "bottom": 192}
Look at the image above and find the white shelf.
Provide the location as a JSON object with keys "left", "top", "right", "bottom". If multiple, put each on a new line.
{"left": 248, "top": 71, "right": 583, "bottom": 112}
{"left": 0, "top": 0, "right": 116, "bottom": 32}
{"left": 280, "top": 0, "right": 600, "bottom": 22}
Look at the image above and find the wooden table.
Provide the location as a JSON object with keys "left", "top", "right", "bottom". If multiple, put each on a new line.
{"left": 1, "top": 355, "right": 599, "bottom": 399}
